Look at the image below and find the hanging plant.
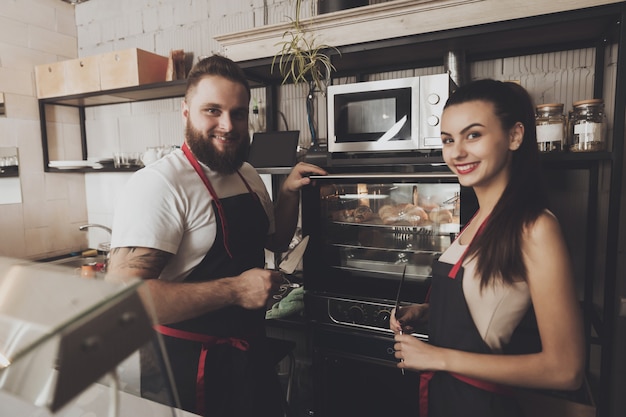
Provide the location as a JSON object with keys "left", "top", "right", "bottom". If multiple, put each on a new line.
{"left": 272, "top": 0, "right": 339, "bottom": 94}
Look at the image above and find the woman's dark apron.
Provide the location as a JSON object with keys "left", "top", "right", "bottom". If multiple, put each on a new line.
{"left": 144, "top": 143, "right": 283, "bottom": 417}
{"left": 419, "top": 218, "right": 540, "bottom": 417}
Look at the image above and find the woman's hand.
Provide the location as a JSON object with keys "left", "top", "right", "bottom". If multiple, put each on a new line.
{"left": 394, "top": 333, "right": 445, "bottom": 372}
{"left": 390, "top": 303, "right": 429, "bottom": 334}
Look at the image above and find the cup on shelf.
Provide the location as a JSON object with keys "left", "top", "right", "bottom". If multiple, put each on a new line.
{"left": 141, "top": 145, "right": 177, "bottom": 166}
{"left": 113, "top": 152, "right": 141, "bottom": 168}
{"left": 141, "top": 147, "right": 158, "bottom": 166}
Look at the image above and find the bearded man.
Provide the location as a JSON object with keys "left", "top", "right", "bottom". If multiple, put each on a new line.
{"left": 108, "top": 54, "right": 326, "bottom": 417}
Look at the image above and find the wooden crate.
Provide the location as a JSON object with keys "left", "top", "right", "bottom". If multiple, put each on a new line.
{"left": 35, "top": 61, "right": 66, "bottom": 98}
{"left": 64, "top": 55, "right": 101, "bottom": 96}
{"left": 99, "top": 48, "right": 169, "bottom": 90}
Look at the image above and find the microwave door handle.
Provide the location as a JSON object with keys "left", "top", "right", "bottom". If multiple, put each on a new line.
{"left": 376, "top": 115, "right": 407, "bottom": 142}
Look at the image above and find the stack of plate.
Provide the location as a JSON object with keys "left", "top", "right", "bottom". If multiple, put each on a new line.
{"left": 48, "top": 160, "right": 104, "bottom": 170}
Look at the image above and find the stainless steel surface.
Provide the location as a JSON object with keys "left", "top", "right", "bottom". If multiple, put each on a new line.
{"left": 443, "top": 50, "right": 468, "bottom": 86}
{"left": 279, "top": 235, "right": 309, "bottom": 275}
{"left": 309, "top": 172, "right": 456, "bottom": 180}
{"left": 49, "top": 256, "right": 107, "bottom": 269}
{"left": 394, "top": 265, "right": 407, "bottom": 374}
{"left": 341, "top": 258, "right": 432, "bottom": 280}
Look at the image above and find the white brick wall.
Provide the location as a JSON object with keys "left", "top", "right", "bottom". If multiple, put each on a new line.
{"left": 72, "top": 0, "right": 611, "bottom": 251}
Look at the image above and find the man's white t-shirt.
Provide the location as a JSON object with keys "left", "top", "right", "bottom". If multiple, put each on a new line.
{"left": 111, "top": 149, "right": 275, "bottom": 282}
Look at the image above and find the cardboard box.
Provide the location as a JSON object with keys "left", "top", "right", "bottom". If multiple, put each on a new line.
{"left": 64, "top": 55, "right": 101, "bottom": 96}
{"left": 35, "top": 49, "right": 169, "bottom": 98}
{"left": 99, "top": 48, "right": 169, "bottom": 90}
{"left": 35, "top": 61, "right": 66, "bottom": 98}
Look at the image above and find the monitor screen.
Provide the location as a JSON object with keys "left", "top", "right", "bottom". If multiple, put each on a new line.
{"left": 247, "top": 131, "right": 299, "bottom": 168}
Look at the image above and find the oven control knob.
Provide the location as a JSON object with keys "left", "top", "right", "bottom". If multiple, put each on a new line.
{"left": 427, "top": 94, "right": 441, "bottom": 105}
{"left": 347, "top": 306, "right": 365, "bottom": 324}
{"left": 427, "top": 115, "right": 440, "bottom": 126}
{"left": 376, "top": 309, "right": 392, "bottom": 326}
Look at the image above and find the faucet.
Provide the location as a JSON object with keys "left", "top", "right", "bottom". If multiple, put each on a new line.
{"left": 79, "top": 224, "right": 112, "bottom": 271}
{"left": 79, "top": 223, "right": 112, "bottom": 235}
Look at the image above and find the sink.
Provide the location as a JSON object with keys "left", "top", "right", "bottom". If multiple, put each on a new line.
{"left": 49, "top": 255, "right": 107, "bottom": 269}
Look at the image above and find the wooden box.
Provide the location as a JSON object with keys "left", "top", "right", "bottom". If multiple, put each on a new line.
{"left": 99, "top": 48, "right": 169, "bottom": 90}
{"left": 64, "top": 55, "right": 101, "bottom": 96}
{"left": 35, "top": 61, "right": 66, "bottom": 98}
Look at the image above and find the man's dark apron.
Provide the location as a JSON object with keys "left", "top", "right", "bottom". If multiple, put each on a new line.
{"left": 418, "top": 218, "right": 540, "bottom": 417}
{"left": 144, "top": 143, "right": 283, "bottom": 417}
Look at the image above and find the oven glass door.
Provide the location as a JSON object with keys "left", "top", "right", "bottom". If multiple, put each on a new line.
{"left": 303, "top": 173, "right": 461, "bottom": 302}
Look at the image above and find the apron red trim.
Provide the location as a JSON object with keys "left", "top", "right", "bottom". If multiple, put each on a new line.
{"left": 182, "top": 142, "right": 234, "bottom": 258}
{"left": 419, "top": 371, "right": 513, "bottom": 417}
{"left": 450, "top": 372, "right": 514, "bottom": 396}
{"left": 183, "top": 142, "right": 259, "bottom": 260}
{"left": 155, "top": 325, "right": 250, "bottom": 416}
{"left": 419, "top": 371, "right": 434, "bottom": 417}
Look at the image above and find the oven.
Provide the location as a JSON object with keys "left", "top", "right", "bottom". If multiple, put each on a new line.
{"left": 301, "top": 167, "right": 475, "bottom": 416}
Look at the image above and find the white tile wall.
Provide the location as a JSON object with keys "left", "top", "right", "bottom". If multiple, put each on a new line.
{"left": 0, "top": 0, "right": 86, "bottom": 261}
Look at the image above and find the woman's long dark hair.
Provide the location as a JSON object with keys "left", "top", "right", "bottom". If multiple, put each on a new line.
{"left": 445, "top": 79, "right": 549, "bottom": 287}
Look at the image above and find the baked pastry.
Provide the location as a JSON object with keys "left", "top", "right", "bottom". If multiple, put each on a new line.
{"left": 378, "top": 203, "right": 429, "bottom": 225}
{"left": 331, "top": 209, "right": 353, "bottom": 222}
{"left": 353, "top": 205, "right": 374, "bottom": 223}
{"left": 430, "top": 208, "right": 454, "bottom": 224}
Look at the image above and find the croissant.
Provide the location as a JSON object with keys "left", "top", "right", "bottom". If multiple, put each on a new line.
{"left": 353, "top": 205, "right": 374, "bottom": 223}
{"left": 378, "top": 203, "right": 429, "bottom": 225}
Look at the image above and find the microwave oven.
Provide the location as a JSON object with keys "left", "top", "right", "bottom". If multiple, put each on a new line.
{"left": 327, "top": 74, "right": 454, "bottom": 154}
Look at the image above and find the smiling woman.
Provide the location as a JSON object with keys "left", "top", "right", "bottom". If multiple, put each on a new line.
{"left": 0, "top": 147, "right": 22, "bottom": 205}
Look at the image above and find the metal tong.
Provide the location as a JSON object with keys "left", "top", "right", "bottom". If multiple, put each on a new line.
{"left": 394, "top": 264, "right": 407, "bottom": 375}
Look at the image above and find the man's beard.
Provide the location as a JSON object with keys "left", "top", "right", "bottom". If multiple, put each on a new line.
{"left": 185, "top": 120, "right": 249, "bottom": 174}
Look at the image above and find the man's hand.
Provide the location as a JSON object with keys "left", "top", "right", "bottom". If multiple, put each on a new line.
{"left": 281, "top": 162, "right": 328, "bottom": 194}
{"left": 232, "top": 268, "right": 284, "bottom": 309}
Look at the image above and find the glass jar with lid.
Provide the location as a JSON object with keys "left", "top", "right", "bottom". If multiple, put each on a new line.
{"left": 569, "top": 99, "right": 607, "bottom": 152}
{"left": 535, "top": 103, "right": 566, "bottom": 152}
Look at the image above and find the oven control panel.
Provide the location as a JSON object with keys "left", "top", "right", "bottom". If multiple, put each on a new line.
{"left": 327, "top": 297, "right": 429, "bottom": 340}
{"left": 306, "top": 293, "right": 429, "bottom": 340}
{"left": 328, "top": 298, "right": 395, "bottom": 331}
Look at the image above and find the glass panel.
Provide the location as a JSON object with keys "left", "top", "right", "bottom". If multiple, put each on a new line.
{"left": 319, "top": 181, "right": 460, "bottom": 279}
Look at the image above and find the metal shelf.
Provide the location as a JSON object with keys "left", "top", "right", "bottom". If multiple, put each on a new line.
{"left": 38, "top": 79, "right": 187, "bottom": 108}
{"left": 38, "top": 80, "right": 187, "bottom": 173}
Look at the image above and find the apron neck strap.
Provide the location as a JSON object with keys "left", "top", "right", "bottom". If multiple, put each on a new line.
{"left": 182, "top": 142, "right": 239, "bottom": 258}
{"left": 448, "top": 212, "right": 489, "bottom": 279}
